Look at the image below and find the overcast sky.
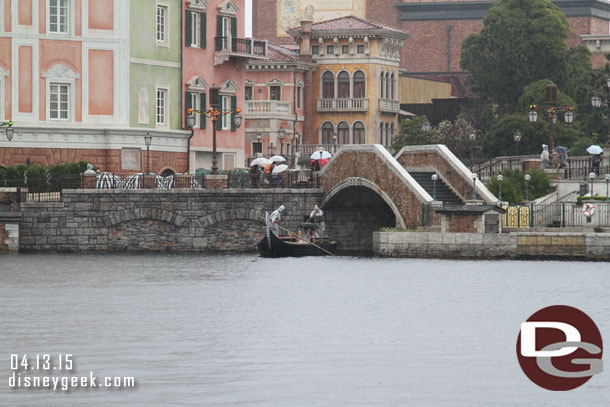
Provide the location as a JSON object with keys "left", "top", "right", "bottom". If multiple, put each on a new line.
{"left": 245, "top": 0, "right": 252, "bottom": 37}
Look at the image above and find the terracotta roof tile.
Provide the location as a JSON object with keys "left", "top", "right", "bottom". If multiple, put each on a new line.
{"left": 266, "top": 43, "right": 300, "bottom": 61}
{"left": 288, "top": 15, "right": 407, "bottom": 36}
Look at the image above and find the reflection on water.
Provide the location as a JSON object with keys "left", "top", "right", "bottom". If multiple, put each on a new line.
{"left": 1, "top": 253, "right": 609, "bottom": 406}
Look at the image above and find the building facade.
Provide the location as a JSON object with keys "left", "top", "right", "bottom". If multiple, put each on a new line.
{"left": 288, "top": 16, "right": 408, "bottom": 149}
{"left": 252, "top": 0, "right": 610, "bottom": 97}
{"left": 182, "top": 0, "right": 266, "bottom": 173}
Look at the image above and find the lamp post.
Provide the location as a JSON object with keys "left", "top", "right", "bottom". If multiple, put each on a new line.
{"left": 186, "top": 85, "right": 242, "bottom": 175}
{"left": 590, "top": 77, "right": 610, "bottom": 147}
{"left": 497, "top": 174, "right": 503, "bottom": 202}
{"left": 144, "top": 132, "right": 152, "bottom": 173}
{"left": 292, "top": 132, "right": 300, "bottom": 168}
{"left": 472, "top": 173, "right": 478, "bottom": 200}
{"left": 421, "top": 119, "right": 432, "bottom": 132}
{"left": 186, "top": 114, "right": 196, "bottom": 174}
{"left": 528, "top": 82, "right": 573, "bottom": 167}
{"left": 605, "top": 173, "right": 610, "bottom": 201}
{"left": 513, "top": 129, "right": 521, "bottom": 156}
{"left": 277, "top": 126, "right": 286, "bottom": 156}
{"left": 268, "top": 142, "right": 276, "bottom": 156}
{"left": 431, "top": 173, "right": 438, "bottom": 200}
{"left": 589, "top": 172, "right": 596, "bottom": 199}
{"left": 524, "top": 174, "right": 531, "bottom": 201}
{"left": 468, "top": 131, "right": 477, "bottom": 169}
{"left": 1, "top": 121, "right": 13, "bottom": 141}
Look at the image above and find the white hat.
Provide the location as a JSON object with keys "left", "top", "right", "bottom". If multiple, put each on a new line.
{"left": 278, "top": 205, "right": 285, "bottom": 211}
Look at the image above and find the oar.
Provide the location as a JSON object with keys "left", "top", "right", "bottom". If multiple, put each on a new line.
{"left": 273, "top": 223, "right": 336, "bottom": 256}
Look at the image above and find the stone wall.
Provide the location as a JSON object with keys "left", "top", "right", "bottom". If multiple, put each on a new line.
{"left": 374, "top": 231, "right": 610, "bottom": 261}
{"left": 19, "top": 189, "right": 323, "bottom": 252}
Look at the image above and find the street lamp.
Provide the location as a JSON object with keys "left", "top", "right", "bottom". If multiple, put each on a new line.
{"left": 186, "top": 85, "right": 242, "bottom": 174}
{"left": 431, "top": 173, "right": 438, "bottom": 201}
{"left": 292, "top": 132, "right": 300, "bottom": 168}
{"left": 144, "top": 133, "right": 152, "bottom": 173}
{"left": 472, "top": 173, "right": 478, "bottom": 200}
{"left": 468, "top": 130, "right": 477, "bottom": 169}
{"left": 528, "top": 82, "right": 573, "bottom": 167}
{"left": 524, "top": 174, "right": 531, "bottom": 201}
{"left": 497, "top": 174, "right": 503, "bottom": 202}
{"left": 590, "top": 77, "right": 610, "bottom": 147}
{"left": 421, "top": 119, "right": 431, "bottom": 132}
{"left": 277, "top": 126, "right": 286, "bottom": 155}
{"left": 589, "top": 172, "right": 596, "bottom": 199}
{"left": 605, "top": 173, "right": 610, "bottom": 201}
{"left": 1, "top": 121, "right": 13, "bottom": 141}
{"left": 186, "top": 114, "right": 197, "bottom": 174}
{"left": 513, "top": 129, "right": 521, "bottom": 156}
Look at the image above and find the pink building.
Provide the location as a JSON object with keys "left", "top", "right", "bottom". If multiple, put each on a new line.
{"left": 0, "top": 0, "right": 137, "bottom": 171}
{"left": 244, "top": 43, "right": 315, "bottom": 165}
{"left": 182, "top": 0, "right": 266, "bottom": 172}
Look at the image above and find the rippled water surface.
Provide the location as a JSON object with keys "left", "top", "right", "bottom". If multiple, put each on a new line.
{"left": 1, "top": 253, "right": 609, "bottom": 406}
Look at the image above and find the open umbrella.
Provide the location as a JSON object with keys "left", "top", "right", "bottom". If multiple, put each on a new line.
{"left": 310, "top": 150, "right": 332, "bottom": 160}
{"left": 586, "top": 145, "right": 603, "bottom": 155}
{"left": 250, "top": 157, "right": 272, "bottom": 167}
{"left": 269, "top": 155, "right": 287, "bottom": 163}
{"left": 272, "top": 164, "right": 289, "bottom": 174}
{"left": 553, "top": 146, "right": 569, "bottom": 155}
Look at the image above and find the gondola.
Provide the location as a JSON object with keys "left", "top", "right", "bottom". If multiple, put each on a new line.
{"left": 257, "top": 214, "right": 337, "bottom": 258}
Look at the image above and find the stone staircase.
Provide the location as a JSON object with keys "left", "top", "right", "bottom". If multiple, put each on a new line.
{"left": 409, "top": 172, "right": 463, "bottom": 205}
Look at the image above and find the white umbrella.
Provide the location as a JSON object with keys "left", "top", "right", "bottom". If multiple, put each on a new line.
{"left": 310, "top": 150, "right": 332, "bottom": 160}
{"left": 586, "top": 145, "right": 603, "bottom": 155}
{"left": 272, "top": 164, "right": 289, "bottom": 174}
{"left": 250, "top": 157, "right": 272, "bottom": 167}
{"left": 269, "top": 155, "right": 287, "bottom": 163}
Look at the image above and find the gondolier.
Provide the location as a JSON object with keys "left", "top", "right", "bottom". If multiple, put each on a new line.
{"left": 269, "top": 205, "right": 285, "bottom": 235}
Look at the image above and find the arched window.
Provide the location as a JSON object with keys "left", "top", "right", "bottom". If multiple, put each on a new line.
{"left": 353, "top": 121, "right": 365, "bottom": 144}
{"left": 338, "top": 121, "right": 350, "bottom": 144}
{"left": 322, "top": 71, "right": 334, "bottom": 99}
{"left": 353, "top": 70, "right": 365, "bottom": 98}
{"left": 379, "top": 122, "right": 384, "bottom": 144}
{"left": 337, "top": 71, "right": 350, "bottom": 99}
{"left": 385, "top": 123, "right": 390, "bottom": 146}
{"left": 322, "top": 122, "right": 334, "bottom": 144}
{"left": 390, "top": 72, "right": 395, "bottom": 100}
{"left": 380, "top": 73, "right": 385, "bottom": 99}
{"left": 385, "top": 72, "right": 390, "bottom": 101}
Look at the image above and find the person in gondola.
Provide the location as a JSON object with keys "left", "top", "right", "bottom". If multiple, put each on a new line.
{"left": 269, "top": 205, "right": 284, "bottom": 235}
{"left": 307, "top": 205, "right": 325, "bottom": 238}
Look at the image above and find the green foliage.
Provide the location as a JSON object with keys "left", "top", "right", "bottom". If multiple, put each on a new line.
{"left": 392, "top": 116, "right": 439, "bottom": 151}
{"left": 0, "top": 161, "right": 93, "bottom": 189}
{"left": 576, "top": 196, "right": 610, "bottom": 205}
{"left": 435, "top": 114, "right": 477, "bottom": 161}
{"left": 460, "top": 0, "right": 590, "bottom": 112}
{"left": 47, "top": 161, "right": 91, "bottom": 175}
{"left": 486, "top": 169, "right": 553, "bottom": 203}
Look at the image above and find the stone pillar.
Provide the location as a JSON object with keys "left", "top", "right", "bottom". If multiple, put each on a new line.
{"left": 81, "top": 174, "right": 97, "bottom": 189}
{"left": 205, "top": 174, "right": 228, "bottom": 189}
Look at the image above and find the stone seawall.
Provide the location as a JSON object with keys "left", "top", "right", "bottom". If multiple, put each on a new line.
{"left": 19, "top": 189, "right": 323, "bottom": 252}
{"left": 373, "top": 231, "right": 610, "bottom": 261}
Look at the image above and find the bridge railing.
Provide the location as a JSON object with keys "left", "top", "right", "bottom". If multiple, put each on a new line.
{"left": 227, "top": 171, "right": 319, "bottom": 189}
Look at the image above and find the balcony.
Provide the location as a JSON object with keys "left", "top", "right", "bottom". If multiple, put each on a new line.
{"left": 214, "top": 37, "right": 267, "bottom": 65}
{"left": 244, "top": 100, "right": 292, "bottom": 118}
{"left": 379, "top": 98, "right": 400, "bottom": 113}
{"left": 316, "top": 98, "right": 369, "bottom": 112}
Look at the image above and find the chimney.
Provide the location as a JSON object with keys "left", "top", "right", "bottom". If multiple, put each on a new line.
{"left": 300, "top": 20, "right": 312, "bottom": 55}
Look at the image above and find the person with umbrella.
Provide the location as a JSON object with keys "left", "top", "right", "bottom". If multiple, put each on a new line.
{"left": 540, "top": 144, "right": 549, "bottom": 169}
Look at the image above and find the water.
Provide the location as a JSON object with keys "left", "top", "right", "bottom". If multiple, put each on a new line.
{"left": 1, "top": 254, "right": 609, "bottom": 406}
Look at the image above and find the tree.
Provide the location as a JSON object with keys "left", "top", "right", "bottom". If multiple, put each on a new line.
{"left": 392, "top": 116, "right": 439, "bottom": 152}
{"left": 486, "top": 169, "right": 553, "bottom": 203}
{"left": 435, "top": 114, "right": 476, "bottom": 161}
{"left": 460, "top": 0, "right": 591, "bottom": 112}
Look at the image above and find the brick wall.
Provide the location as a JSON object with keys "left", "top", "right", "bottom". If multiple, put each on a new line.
{"left": 18, "top": 190, "right": 323, "bottom": 252}
{"left": 445, "top": 214, "right": 478, "bottom": 233}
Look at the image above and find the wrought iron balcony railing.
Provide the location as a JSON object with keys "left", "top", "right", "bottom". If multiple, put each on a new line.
{"left": 215, "top": 37, "right": 267, "bottom": 59}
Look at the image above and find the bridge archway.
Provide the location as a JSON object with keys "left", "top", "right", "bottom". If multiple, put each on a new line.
{"left": 322, "top": 178, "right": 404, "bottom": 253}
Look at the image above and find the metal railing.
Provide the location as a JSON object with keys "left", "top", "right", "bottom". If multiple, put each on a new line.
{"left": 228, "top": 171, "right": 319, "bottom": 189}
{"left": 215, "top": 37, "right": 267, "bottom": 57}
{"left": 501, "top": 203, "right": 610, "bottom": 228}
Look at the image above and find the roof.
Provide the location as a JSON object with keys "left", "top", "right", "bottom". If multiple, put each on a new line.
{"left": 267, "top": 43, "right": 300, "bottom": 61}
{"left": 287, "top": 15, "right": 409, "bottom": 38}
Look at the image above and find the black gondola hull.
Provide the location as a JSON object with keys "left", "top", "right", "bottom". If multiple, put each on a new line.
{"left": 257, "top": 232, "right": 337, "bottom": 258}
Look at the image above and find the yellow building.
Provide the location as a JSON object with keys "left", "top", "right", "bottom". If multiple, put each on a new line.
{"left": 287, "top": 16, "right": 410, "bottom": 148}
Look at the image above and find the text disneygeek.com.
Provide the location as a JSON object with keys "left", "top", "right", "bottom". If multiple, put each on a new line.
{"left": 8, "top": 354, "right": 136, "bottom": 391}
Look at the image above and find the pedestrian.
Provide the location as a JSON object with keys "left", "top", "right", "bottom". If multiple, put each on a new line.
{"left": 593, "top": 153, "right": 602, "bottom": 176}
{"left": 540, "top": 144, "right": 549, "bottom": 170}
{"left": 269, "top": 205, "right": 285, "bottom": 235}
{"left": 307, "top": 205, "right": 325, "bottom": 238}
